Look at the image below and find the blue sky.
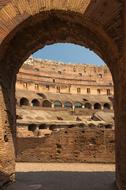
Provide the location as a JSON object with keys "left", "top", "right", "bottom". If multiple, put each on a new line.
{"left": 33, "top": 43, "right": 105, "bottom": 65}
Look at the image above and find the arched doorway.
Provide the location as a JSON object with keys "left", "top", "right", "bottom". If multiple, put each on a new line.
{"left": 42, "top": 100, "right": 52, "bottom": 108}
{"left": 104, "top": 103, "right": 111, "bottom": 110}
{"left": 54, "top": 101, "right": 62, "bottom": 108}
{"left": 31, "top": 99, "right": 40, "bottom": 107}
{"left": 74, "top": 102, "right": 83, "bottom": 108}
{"left": 64, "top": 102, "right": 73, "bottom": 108}
{"left": 85, "top": 103, "right": 92, "bottom": 109}
{"left": 0, "top": 1, "right": 124, "bottom": 189}
{"left": 39, "top": 124, "right": 47, "bottom": 130}
{"left": 28, "top": 124, "right": 37, "bottom": 132}
{"left": 94, "top": 103, "right": 101, "bottom": 110}
{"left": 20, "top": 97, "right": 29, "bottom": 106}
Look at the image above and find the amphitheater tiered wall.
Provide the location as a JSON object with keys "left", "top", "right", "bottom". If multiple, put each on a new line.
{"left": 16, "top": 58, "right": 114, "bottom": 163}
{"left": 16, "top": 57, "right": 114, "bottom": 97}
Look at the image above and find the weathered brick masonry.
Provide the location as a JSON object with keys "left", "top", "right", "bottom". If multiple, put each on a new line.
{"left": 16, "top": 128, "right": 115, "bottom": 163}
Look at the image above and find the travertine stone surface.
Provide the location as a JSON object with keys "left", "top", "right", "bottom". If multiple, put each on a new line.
{"left": 16, "top": 57, "right": 114, "bottom": 96}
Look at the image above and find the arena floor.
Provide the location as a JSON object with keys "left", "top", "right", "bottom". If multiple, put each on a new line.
{"left": 7, "top": 163, "right": 115, "bottom": 190}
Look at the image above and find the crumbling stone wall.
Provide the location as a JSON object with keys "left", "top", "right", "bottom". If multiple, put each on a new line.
{"left": 16, "top": 128, "right": 115, "bottom": 163}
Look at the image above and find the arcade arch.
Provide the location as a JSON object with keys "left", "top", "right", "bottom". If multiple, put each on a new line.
{"left": 39, "top": 124, "right": 47, "bottom": 130}
{"left": 42, "top": 100, "right": 52, "bottom": 108}
{"left": 74, "top": 102, "right": 83, "bottom": 108}
{"left": 64, "top": 102, "right": 73, "bottom": 108}
{"left": 31, "top": 99, "right": 40, "bottom": 107}
{"left": 0, "top": 1, "right": 125, "bottom": 189}
{"left": 28, "top": 124, "right": 37, "bottom": 132}
{"left": 54, "top": 100, "right": 62, "bottom": 108}
{"left": 104, "top": 103, "right": 111, "bottom": 110}
{"left": 85, "top": 102, "right": 92, "bottom": 109}
{"left": 20, "top": 97, "right": 29, "bottom": 106}
{"left": 94, "top": 103, "right": 101, "bottom": 110}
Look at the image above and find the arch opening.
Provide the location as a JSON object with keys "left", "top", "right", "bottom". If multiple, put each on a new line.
{"left": 54, "top": 101, "right": 62, "bottom": 108}
{"left": 0, "top": 10, "right": 117, "bottom": 81}
{"left": 28, "top": 124, "right": 37, "bottom": 132}
{"left": 39, "top": 124, "right": 47, "bottom": 130}
{"left": 31, "top": 99, "right": 40, "bottom": 107}
{"left": 42, "top": 100, "right": 52, "bottom": 108}
{"left": 94, "top": 103, "right": 101, "bottom": 110}
{"left": 104, "top": 103, "right": 111, "bottom": 110}
{"left": 20, "top": 97, "right": 29, "bottom": 106}
{"left": 64, "top": 102, "right": 73, "bottom": 109}
{"left": 85, "top": 103, "right": 92, "bottom": 109}
{"left": 74, "top": 102, "right": 83, "bottom": 108}
{"left": 0, "top": 6, "right": 118, "bottom": 190}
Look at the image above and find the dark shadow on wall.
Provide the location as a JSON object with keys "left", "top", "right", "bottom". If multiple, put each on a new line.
{"left": 0, "top": 171, "right": 13, "bottom": 189}
{"left": 7, "top": 171, "right": 116, "bottom": 190}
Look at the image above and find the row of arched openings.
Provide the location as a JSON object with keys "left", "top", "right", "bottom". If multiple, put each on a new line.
{"left": 28, "top": 124, "right": 47, "bottom": 132}
{"left": 20, "top": 98, "right": 40, "bottom": 107}
{"left": 19, "top": 97, "right": 111, "bottom": 110}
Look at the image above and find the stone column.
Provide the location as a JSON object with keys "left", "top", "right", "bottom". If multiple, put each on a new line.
{"left": 72, "top": 105, "right": 75, "bottom": 111}
{"left": 101, "top": 105, "right": 104, "bottom": 110}
{"left": 91, "top": 105, "right": 94, "bottom": 110}
{"left": 114, "top": 57, "right": 126, "bottom": 190}
{"left": 116, "top": 3, "right": 126, "bottom": 187}
{"left": 0, "top": 74, "right": 16, "bottom": 188}
{"left": 52, "top": 103, "right": 54, "bottom": 108}
{"left": 82, "top": 105, "right": 85, "bottom": 109}
{"left": 110, "top": 105, "right": 113, "bottom": 110}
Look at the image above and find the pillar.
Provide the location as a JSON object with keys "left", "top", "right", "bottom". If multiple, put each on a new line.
{"left": 116, "top": 3, "right": 126, "bottom": 187}
{"left": 114, "top": 57, "right": 126, "bottom": 190}
{"left": 92, "top": 105, "right": 94, "bottom": 110}
{"left": 111, "top": 106, "right": 113, "bottom": 110}
{"left": 82, "top": 105, "right": 85, "bottom": 109}
{"left": 72, "top": 105, "right": 75, "bottom": 111}
{"left": 0, "top": 74, "right": 16, "bottom": 188}
{"left": 101, "top": 105, "right": 104, "bottom": 110}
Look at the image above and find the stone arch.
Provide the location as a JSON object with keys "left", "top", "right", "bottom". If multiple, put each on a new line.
{"left": 42, "top": 100, "right": 52, "bottom": 108}
{"left": 39, "top": 124, "right": 47, "bottom": 130}
{"left": 94, "top": 103, "right": 102, "bottom": 110}
{"left": 64, "top": 101, "right": 73, "bottom": 108}
{"left": 54, "top": 100, "right": 62, "bottom": 108}
{"left": 74, "top": 102, "right": 83, "bottom": 108}
{"left": 0, "top": 9, "right": 119, "bottom": 81}
{"left": 0, "top": 1, "right": 120, "bottom": 63}
{"left": 31, "top": 99, "right": 40, "bottom": 107}
{"left": 85, "top": 102, "right": 92, "bottom": 109}
{"left": 0, "top": 1, "right": 124, "bottom": 189}
{"left": 104, "top": 103, "right": 111, "bottom": 110}
{"left": 20, "top": 97, "right": 29, "bottom": 106}
{"left": 28, "top": 124, "right": 37, "bottom": 132}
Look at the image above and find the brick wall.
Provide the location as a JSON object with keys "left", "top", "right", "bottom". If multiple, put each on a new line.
{"left": 16, "top": 127, "right": 115, "bottom": 163}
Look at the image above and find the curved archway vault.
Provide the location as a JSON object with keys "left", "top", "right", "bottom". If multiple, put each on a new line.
{"left": 0, "top": 1, "right": 125, "bottom": 190}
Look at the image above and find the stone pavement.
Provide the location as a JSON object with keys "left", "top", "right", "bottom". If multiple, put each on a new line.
{"left": 7, "top": 163, "right": 116, "bottom": 190}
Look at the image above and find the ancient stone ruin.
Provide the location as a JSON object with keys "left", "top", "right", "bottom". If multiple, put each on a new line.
{"left": 0, "top": 1, "right": 126, "bottom": 189}
{"left": 15, "top": 58, "right": 115, "bottom": 163}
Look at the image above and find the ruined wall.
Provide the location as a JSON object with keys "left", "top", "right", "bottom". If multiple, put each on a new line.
{"left": 16, "top": 127, "right": 115, "bottom": 163}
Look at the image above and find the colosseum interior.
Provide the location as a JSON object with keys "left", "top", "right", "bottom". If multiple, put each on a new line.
{"left": 16, "top": 57, "right": 115, "bottom": 163}
{"left": 0, "top": 0, "right": 126, "bottom": 190}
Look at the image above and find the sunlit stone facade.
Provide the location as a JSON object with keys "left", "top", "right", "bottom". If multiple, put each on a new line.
{"left": 16, "top": 57, "right": 113, "bottom": 97}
